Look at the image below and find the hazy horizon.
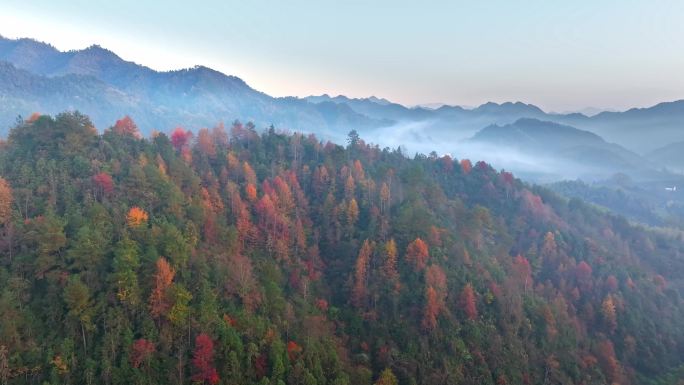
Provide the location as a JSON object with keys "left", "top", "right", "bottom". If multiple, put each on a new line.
{"left": 1, "top": 0, "right": 683, "bottom": 112}
{"left": 0, "top": 33, "right": 681, "bottom": 115}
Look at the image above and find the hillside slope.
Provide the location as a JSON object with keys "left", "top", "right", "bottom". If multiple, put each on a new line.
{"left": 0, "top": 112, "right": 682, "bottom": 385}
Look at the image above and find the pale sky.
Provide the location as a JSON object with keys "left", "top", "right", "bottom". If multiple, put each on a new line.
{"left": 1, "top": 0, "right": 683, "bottom": 112}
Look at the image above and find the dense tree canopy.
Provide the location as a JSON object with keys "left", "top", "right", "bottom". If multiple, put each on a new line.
{"left": 0, "top": 113, "right": 683, "bottom": 385}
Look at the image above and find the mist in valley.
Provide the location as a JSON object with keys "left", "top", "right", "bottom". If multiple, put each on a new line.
{"left": 358, "top": 120, "right": 626, "bottom": 183}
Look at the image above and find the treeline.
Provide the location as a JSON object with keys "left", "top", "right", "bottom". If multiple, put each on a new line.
{"left": 0, "top": 112, "right": 682, "bottom": 385}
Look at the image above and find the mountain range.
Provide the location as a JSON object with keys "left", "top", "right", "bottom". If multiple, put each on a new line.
{"left": 0, "top": 36, "right": 389, "bottom": 140}
{"left": 1, "top": 35, "right": 684, "bottom": 178}
{"left": 302, "top": 94, "right": 684, "bottom": 156}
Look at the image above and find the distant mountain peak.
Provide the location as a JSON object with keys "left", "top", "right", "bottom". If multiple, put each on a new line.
{"left": 474, "top": 101, "right": 545, "bottom": 115}
{"left": 473, "top": 117, "right": 605, "bottom": 144}
{"left": 72, "top": 44, "right": 125, "bottom": 63}
{"left": 177, "top": 65, "right": 250, "bottom": 88}
{"left": 184, "top": 65, "right": 224, "bottom": 77}
{"left": 83, "top": 44, "right": 111, "bottom": 52}
{"left": 434, "top": 104, "right": 466, "bottom": 112}
{"left": 367, "top": 95, "right": 391, "bottom": 105}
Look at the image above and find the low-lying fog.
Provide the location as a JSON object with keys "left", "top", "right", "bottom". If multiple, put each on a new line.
{"left": 353, "top": 121, "right": 615, "bottom": 183}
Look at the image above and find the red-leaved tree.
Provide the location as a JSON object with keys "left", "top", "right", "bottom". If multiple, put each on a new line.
{"left": 130, "top": 338, "right": 155, "bottom": 368}
{"left": 192, "top": 333, "right": 219, "bottom": 385}
{"left": 171, "top": 127, "right": 192, "bottom": 151}
{"left": 92, "top": 172, "right": 114, "bottom": 196}
{"left": 112, "top": 116, "right": 140, "bottom": 138}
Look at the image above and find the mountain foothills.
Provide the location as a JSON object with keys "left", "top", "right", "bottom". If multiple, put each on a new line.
{"left": 0, "top": 112, "right": 683, "bottom": 385}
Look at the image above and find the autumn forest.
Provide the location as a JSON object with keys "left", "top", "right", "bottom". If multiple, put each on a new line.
{"left": 0, "top": 112, "right": 683, "bottom": 385}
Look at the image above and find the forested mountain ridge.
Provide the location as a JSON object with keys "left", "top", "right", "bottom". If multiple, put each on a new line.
{"left": 0, "top": 112, "right": 683, "bottom": 385}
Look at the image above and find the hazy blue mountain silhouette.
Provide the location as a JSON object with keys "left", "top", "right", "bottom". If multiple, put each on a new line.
{"left": 468, "top": 118, "right": 661, "bottom": 181}
{"left": 647, "top": 140, "right": 684, "bottom": 173}
{"left": 0, "top": 36, "right": 389, "bottom": 137}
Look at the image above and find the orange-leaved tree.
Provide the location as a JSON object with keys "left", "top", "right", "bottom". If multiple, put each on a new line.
{"left": 0, "top": 177, "right": 12, "bottom": 224}
{"left": 460, "top": 283, "right": 478, "bottom": 320}
{"left": 422, "top": 265, "right": 447, "bottom": 330}
{"left": 352, "top": 239, "right": 373, "bottom": 307}
{"left": 149, "top": 257, "right": 175, "bottom": 321}
{"left": 127, "top": 206, "right": 148, "bottom": 227}
{"left": 405, "top": 238, "right": 429, "bottom": 271}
